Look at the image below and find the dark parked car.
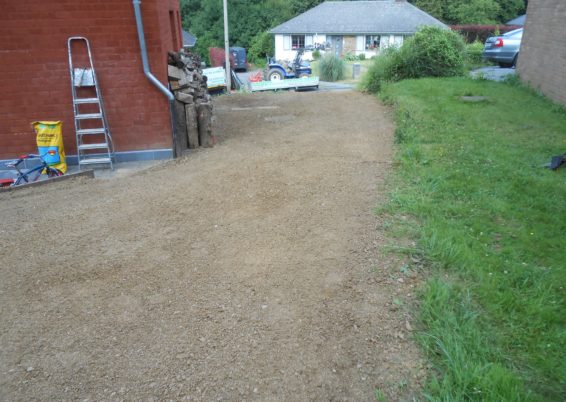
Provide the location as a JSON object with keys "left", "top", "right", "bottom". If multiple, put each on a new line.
{"left": 483, "top": 28, "right": 523, "bottom": 68}
{"left": 229, "top": 47, "right": 247, "bottom": 71}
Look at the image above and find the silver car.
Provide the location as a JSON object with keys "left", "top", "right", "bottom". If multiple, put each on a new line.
{"left": 483, "top": 28, "right": 523, "bottom": 68}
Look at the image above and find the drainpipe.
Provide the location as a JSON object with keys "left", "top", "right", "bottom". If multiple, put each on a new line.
{"left": 132, "top": 0, "right": 178, "bottom": 158}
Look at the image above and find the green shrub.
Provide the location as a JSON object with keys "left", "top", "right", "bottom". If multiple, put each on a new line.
{"left": 343, "top": 52, "right": 358, "bottom": 61}
{"left": 249, "top": 31, "right": 274, "bottom": 65}
{"left": 312, "top": 49, "right": 321, "bottom": 60}
{"left": 361, "top": 26, "right": 466, "bottom": 93}
{"left": 319, "top": 53, "right": 345, "bottom": 81}
{"left": 358, "top": 53, "right": 366, "bottom": 61}
{"left": 465, "top": 40, "right": 485, "bottom": 66}
{"left": 360, "top": 47, "right": 406, "bottom": 93}
{"left": 253, "top": 58, "right": 267, "bottom": 69}
{"left": 402, "top": 26, "right": 466, "bottom": 78}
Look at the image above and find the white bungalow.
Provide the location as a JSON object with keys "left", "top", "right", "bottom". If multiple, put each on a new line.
{"left": 270, "top": 0, "right": 447, "bottom": 61}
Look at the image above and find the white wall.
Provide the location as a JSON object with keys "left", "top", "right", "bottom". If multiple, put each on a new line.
{"left": 274, "top": 33, "right": 405, "bottom": 61}
{"left": 313, "top": 34, "right": 327, "bottom": 49}
{"left": 274, "top": 34, "right": 327, "bottom": 61}
{"left": 274, "top": 34, "right": 303, "bottom": 61}
{"left": 354, "top": 35, "right": 378, "bottom": 58}
{"left": 380, "top": 35, "right": 404, "bottom": 50}
{"left": 356, "top": 34, "right": 405, "bottom": 58}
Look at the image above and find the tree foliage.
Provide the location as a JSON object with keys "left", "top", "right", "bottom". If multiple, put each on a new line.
{"left": 180, "top": 0, "right": 296, "bottom": 61}
{"left": 248, "top": 31, "right": 274, "bottom": 65}
{"left": 412, "top": 0, "right": 525, "bottom": 25}
{"left": 180, "top": 0, "right": 526, "bottom": 61}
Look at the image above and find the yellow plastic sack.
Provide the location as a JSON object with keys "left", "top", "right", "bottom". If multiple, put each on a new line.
{"left": 33, "top": 121, "right": 67, "bottom": 173}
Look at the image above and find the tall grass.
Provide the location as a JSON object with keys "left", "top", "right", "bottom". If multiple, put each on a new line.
{"left": 360, "top": 48, "right": 406, "bottom": 93}
{"left": 318, "top": 53, "right": 345, "bottom": 82}
{"left": 379, "top": 77, "right": 566, "bottom": 400}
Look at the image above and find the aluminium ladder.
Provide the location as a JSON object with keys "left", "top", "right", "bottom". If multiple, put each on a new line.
{"left": 67, "top": 37, "right": 114, "bottom": 169}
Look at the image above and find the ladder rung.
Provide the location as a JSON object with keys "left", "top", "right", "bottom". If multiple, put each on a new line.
{"left": 69, "top": 37, "right": 114, "bottom": 171}
{"left": 76, "top": 113, "right": 102, "bottom": 120}
{"left": 74, "top": 98, "right": 99, "bottom": 104}
{"left": 79, "top": 157, "right": 112, "bottom": 165}
{"left": 77, "top": 128, "right": 106, "bottom": 135}
{"left": 78, "top": 143, "right": 109, "bottom": 150}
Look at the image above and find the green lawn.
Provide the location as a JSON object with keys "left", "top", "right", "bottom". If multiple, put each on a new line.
{"left": 378, "top": 77, "right": 566, "bottom": 401}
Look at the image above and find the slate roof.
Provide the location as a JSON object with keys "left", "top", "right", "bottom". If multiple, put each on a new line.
{"left": 506, "top": 15, "right": 526, "bottom": 26}
{"left": 182, "top": 30, "right": 197, "bottom": 47}
{"left": 270, "top": 0, "right": 447, "bottom": 35}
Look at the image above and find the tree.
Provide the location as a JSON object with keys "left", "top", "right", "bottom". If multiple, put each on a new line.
{"left": 181, "top": 0, "right": 224, "bottom": 59}
{"left": 411, "top": 0, "right": 447, "bottom": 21}
{"left": 180, "top": 0, "right": 527, "bottom": 61}
{"left": 180, "top": 0, "right": 293, "bottom": 61}
{"left": 410, "top": 0, "right": 526, "bottom": 24}
{"left": 496, "top": 0, "right": 526, "bottom": 23}
{"left": 248, "top": 31, "right": 275, "bottom": 64}
{"left": 455, "top": 0, "right": 501, "bottom": 24}
{"left": 289, "top": 0, "right": 325, "bottom": 15}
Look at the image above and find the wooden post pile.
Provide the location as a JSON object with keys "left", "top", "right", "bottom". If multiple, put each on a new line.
{"left": 167, "top": 51, "right": 215, "bottom": 151}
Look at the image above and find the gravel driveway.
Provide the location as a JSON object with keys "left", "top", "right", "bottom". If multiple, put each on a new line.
{"left": 1, "top": 91, "right": 423, "bottom": 400}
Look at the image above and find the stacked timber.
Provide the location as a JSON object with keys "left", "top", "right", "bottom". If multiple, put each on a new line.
{"left": 167, "top": 51, "right": 215, "bottom": 151}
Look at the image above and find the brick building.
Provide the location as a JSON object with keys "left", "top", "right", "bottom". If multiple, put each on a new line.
{"left": 517, "top": 0, "right": 566, "bottom": 105}
{"left": 0, "top": 0, "right": 182, "bottom": 163}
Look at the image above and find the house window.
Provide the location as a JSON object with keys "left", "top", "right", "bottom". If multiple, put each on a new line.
{"left": 292, "top": 35, "right": 305, "bottom": 49}
{"left": 365, "top": 35, "right": 380, "bottom": 50}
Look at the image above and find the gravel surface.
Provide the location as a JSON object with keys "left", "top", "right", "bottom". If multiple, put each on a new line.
{"left": 470, "top": 66, "right": 516, "bottom": 81}
{"left": 0, "top": 91, "right": 424, "bottom": 401}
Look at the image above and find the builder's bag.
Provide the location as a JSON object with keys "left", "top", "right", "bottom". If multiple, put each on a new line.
{"left": 33, "top": 121, "right": 67, "bottom": 173}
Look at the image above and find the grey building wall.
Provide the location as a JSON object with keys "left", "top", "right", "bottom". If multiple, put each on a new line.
{"left": 517, "top": 0, "right": 566, "bottom": 104}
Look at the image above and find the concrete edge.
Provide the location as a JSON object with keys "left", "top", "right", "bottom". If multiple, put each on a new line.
{"left": 1, "top": 170, "right": 95, "bottom": 192}
{"left": 0, "top": 149, "right": 173, "bottom": 171}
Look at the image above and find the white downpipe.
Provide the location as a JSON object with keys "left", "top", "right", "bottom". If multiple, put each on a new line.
{"left": 132, "top": 0, "right": 178, "bottom": 157}
{"left": 132, "top": 0, "right": 174, "bottom": 101}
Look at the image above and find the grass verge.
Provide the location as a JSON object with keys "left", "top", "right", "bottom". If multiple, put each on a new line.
{"left": 378, "top": 77, "right": 566, "bottom": 401}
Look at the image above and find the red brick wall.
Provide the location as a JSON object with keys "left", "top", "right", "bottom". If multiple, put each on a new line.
{"left": 0, "top": 0, "right": 182, "bottom": 159}
{"left": 517, "top": 0, "right": 566, "bottom": 105}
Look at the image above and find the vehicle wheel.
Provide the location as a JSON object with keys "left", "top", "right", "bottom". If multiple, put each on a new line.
{"left": 498, "top": 62, "right": 512, "bottom": 68}
{"left": 268, "top": 69, "right": 284, "bottom": 81}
